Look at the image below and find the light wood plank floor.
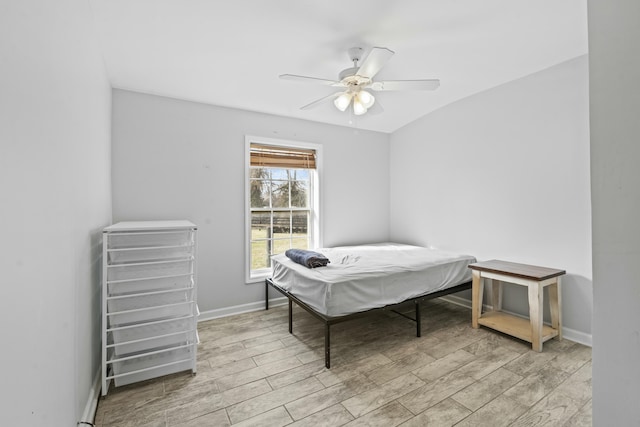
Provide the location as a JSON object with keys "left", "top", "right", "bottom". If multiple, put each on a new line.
{"left": 95, "top": 299, "right": 592, "bottom": 426}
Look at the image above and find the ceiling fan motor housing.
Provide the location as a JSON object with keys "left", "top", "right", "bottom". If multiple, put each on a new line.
{"left": 340, "top": 47, "right": 371, "bottom": 88}
{"left": 339, "top": 67, "right": 359, "bottom": 81}
{"left": 339, "top": 67, "right": 371, "bottom": 87}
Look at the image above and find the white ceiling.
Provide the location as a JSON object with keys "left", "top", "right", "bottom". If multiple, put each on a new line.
{"left": 89, "top": 0, "right": 588, "bottom": 133}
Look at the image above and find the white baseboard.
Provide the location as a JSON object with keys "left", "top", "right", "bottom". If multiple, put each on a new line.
{"left": 198, "top": 294, "right": 592, "bottom": 347}
{"left": 440, "top": 295, "right": 592, "bottom": 347}
{"left": 559, "top": 327, "right": 592, "bottom": 347}
{"left": 441, "top": 294, "right": 493, "bottom": 312}
{"left": 198, "top": 297, "right": 288, "bottom": 322}
{"left": 79, "top": 368, "right": 101, "bottom": 425}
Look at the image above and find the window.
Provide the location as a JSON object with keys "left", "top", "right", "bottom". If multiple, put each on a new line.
{"left": 245, "top": 137, "right": 321, "bottom": 281}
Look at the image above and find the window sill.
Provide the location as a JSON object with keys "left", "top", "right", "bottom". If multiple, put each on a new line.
{"left": 246, "top": 271, "right": 271, "bottom": 284}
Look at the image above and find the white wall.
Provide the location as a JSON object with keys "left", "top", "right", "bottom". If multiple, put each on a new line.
{"left": 111, "top": 90, "right": 390, "bottom": 313}
{"left": 0, "top": 1, "right": 111, "bottom": 425}
{"left": 389, "top": 56, "right": 592, "bottom": 341}
{"left": 588, "top": 1, "right": 640, "bottom": 424}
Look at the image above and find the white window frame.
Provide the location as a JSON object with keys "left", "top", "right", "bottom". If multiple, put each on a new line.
{"left": 244, "top": 135, "right": 322, "bottom": 283}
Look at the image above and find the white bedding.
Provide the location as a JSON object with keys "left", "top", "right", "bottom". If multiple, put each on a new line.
{"left": 270, "top": 243, "right": 476, "bottom": 316}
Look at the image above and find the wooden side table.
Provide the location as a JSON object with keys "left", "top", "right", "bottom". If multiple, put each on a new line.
{"left": 469, "top": 260, "right": 565, "bottom": 352}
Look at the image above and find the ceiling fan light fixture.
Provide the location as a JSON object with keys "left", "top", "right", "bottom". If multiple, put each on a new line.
{"left": 353, "top": 98, "right": 367, "bottom": 116}
{"left": 357, "top": 90, "right": 375, "bottom": 109}
{"left": 334, "top": 92, "right": 353, "bottom": 111}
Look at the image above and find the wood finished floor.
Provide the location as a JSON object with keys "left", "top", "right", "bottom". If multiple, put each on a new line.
{"left": 95, "top": 299, "right": 592, "bottom": 426}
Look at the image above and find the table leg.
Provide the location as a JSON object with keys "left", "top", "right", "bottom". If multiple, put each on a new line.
{"left": 491, "top": 279, "right": 502, "bottom": 312}
{"left": 471, "top": 270, "right": 483, "bottom": 328}
{"left": 549, "top": 278, "right": 563, "bottom": 341}
{"left": 528, "top": 281, "right": 544, "bottom": 352}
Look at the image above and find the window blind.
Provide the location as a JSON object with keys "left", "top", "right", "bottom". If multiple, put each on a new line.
{"left": 250, "top": 143, "right": 316, "bottom": 169}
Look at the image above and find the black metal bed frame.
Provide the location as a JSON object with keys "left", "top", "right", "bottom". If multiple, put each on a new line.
{"left": 265, "top": 278, "right": 472, "bottom": 369}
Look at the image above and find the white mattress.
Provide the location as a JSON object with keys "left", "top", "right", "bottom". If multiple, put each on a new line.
{"left": 270, "top": 243, "right": 476, "bottom": 317}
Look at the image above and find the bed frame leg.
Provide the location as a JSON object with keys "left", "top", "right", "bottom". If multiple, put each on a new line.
{"left": 325, "top": 323, "right": 331, "bottom": 369}
{"left": 265, "top": 280, "right": 269, "bottom": 310}
{"left": 288, "top": 299, "right": 293, "bottom": 334}
{"left": 415, "top": 301, "right": 421, "bottom": 337}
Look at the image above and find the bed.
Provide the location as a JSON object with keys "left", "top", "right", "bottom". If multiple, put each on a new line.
{"left": 265, "top": 243, "right": 476, "bottom": 368}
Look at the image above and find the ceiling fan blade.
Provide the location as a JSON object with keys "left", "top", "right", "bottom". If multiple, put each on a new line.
{"left": 356, "top": 47, "right": 394, "bottom": 79}
{"left": 300, "top": 92, "right": 343, "bottom": 110}
{"left": 370, "top": 79, "right": 440, "bottom": 91}
{"left": 280, "top": 74, "right": 343, "bottom": 86}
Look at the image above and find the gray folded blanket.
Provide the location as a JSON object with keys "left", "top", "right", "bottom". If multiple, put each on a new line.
{"left": 285, "top": 249, "right": 330, "bottom": 268}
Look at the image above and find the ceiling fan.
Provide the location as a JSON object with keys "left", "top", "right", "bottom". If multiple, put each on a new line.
{"left": 280, "top": 47, "right": 440, "bottom": 116}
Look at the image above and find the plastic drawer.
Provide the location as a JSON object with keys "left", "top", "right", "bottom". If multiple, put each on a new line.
{"left": 108, "top": 245, "right": 194, "bottom": 264}
{"left": 107, "top": 301, "right": 195, "bottom": 327}
{"left": 110, "top": 317, "right": 195, "bottom": 355}
{"left": 107, "top": 289, "right": 192, "bottom": 313}
{"left": 111, "top": 329, "right": 196, "bottom": 356}
{"left": 108, "top": 275, "right": 193, "bottom": 296}
{"left": 107, "top": 258, "right": 193, "bottom": 282}
{"left": 111, "top": 345, "right": 196, "bottom": 387}
{"left": 108, "top": 231, "right": 193, "bottom": 250}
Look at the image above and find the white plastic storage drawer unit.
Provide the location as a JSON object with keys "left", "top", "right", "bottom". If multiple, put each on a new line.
{"left": 102, "top": 220, "right": 199, "bottom": 395}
